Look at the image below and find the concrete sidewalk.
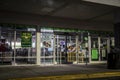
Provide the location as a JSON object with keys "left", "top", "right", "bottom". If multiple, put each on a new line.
{"left": 0, "top": 63, "right": 120, "bottom": 80}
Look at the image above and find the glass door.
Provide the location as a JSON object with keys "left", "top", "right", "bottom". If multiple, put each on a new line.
{"left": 77, "top": 32, "right": 89, "bottom": 63}
{"left": 55, "top": 32, "right": 90, "bottom": 64}
{"left": 67, "top": 35, "right": 76, "bottom": 64}
{"left": 55, "top": 33, "right": 77, "bottom": 64}
{"left": 41, "top": 32, "right": 54, "bottom": 64}
{"left": 100, "top": 37, "right": 111, "bottom": 61}
{"left": 55, "top": 35, "right": 66, "bottom": 64}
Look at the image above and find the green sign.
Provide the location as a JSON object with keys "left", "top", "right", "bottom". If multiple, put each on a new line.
{"left": 91, "top": 49, "right": 98, "bottom": 60}
{"left": 21, "top": 32, "right": 32, "bottom": 47}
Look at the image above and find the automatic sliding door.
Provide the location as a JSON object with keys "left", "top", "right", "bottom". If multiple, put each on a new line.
{"left": 55, "top": 34, "right": 77, "bottom": 64}
{"left": 55, "top": 35, "right": 66, "bottom": 64}
{"left": 67, "top": 35, "right": 76, "bottom": 63}
{"left": 55, "top": 32, "right": 90, "bottom": 64}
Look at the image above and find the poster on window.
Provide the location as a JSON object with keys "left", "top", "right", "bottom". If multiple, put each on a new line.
{"left": 91, "top": 49, "right": 98, "bottom": 60}
{"left": 41, "top": 33, "right": 54, "bottom": 56}
{"left": 21, "top": 32, "right": 32, "bottom": 47}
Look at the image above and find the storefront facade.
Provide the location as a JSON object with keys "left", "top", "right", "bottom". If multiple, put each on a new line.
{"left": 0, "top": 24, "right": 114, "bottom": 66}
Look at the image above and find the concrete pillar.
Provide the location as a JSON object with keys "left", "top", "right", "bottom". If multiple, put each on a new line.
{"left": 76, "top": 34, "right": 79, "bottom": 63}
{"left": 114, "top": 8, "right": 120, "bottom": 48}
{"left": 12, "top": 30, "right": 17, "bottom": 66}
{"left": 107, "top": 8, "right": 120, "bottom": 69}
{"left": 0, "top": 27, "right": 1, "bottom": 39}
{"left": 53, "top": 35, "right": 56, "bottom": 64}
{"left": 107, "top": 38, "right": 110, "bottom": 53}
{"left": 98, "top": 37, "right": 101, "bottom": 61}
{"left": 88, "top": 33, "right": 91, "bottom": 63}
{"left": 36, "top": 27, "right": 41, "bottom": 65}
{"left": 65, "top": 34, "right": 68, "bottom": 63}
{"left": 114, "top": 24, "right": 120, "bottom": 48}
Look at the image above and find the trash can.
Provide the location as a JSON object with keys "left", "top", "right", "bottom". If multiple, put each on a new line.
{"left": 107, "top": 52, "right": 120, "bottom": 69}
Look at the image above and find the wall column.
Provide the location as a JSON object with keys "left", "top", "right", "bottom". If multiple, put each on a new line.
{"left": 114, "top": 23, "right": 120, "bottom": 48}
{"left": 36, "top": 26, "right": 41, "bottom": 65}
{"left": 114, "top": 8, "right": 120, "bottom": 48}
{"left": 88, "top": 33, "right": 91, "bottom": 63}
{"left": 107, "top": 8, "right": 120, "bottom": 69}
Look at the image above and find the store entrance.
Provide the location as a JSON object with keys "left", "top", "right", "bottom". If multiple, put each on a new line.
{"left": 55, "top": 33, "right": 77, "bottom": 64}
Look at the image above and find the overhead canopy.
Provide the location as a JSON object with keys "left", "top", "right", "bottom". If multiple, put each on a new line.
{"left": 0, "top": 23, "right": 37, "bottom": 29}
{"left": 0, "top": 23, "right": 113, "bottom": 36}
{"left": 0, "top": 0, "right": 117, "bottom": 31}
{"left": 83, "top": 0, "right": 120, "bottom": 7}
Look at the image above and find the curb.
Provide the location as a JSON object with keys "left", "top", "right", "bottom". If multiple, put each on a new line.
{"left": 9, "top": 72, "right": 120, "bottom": 80}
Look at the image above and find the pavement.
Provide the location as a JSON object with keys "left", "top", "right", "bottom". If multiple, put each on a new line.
{"left": 0, "top": 63, "right": 120, "bottom": 80}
